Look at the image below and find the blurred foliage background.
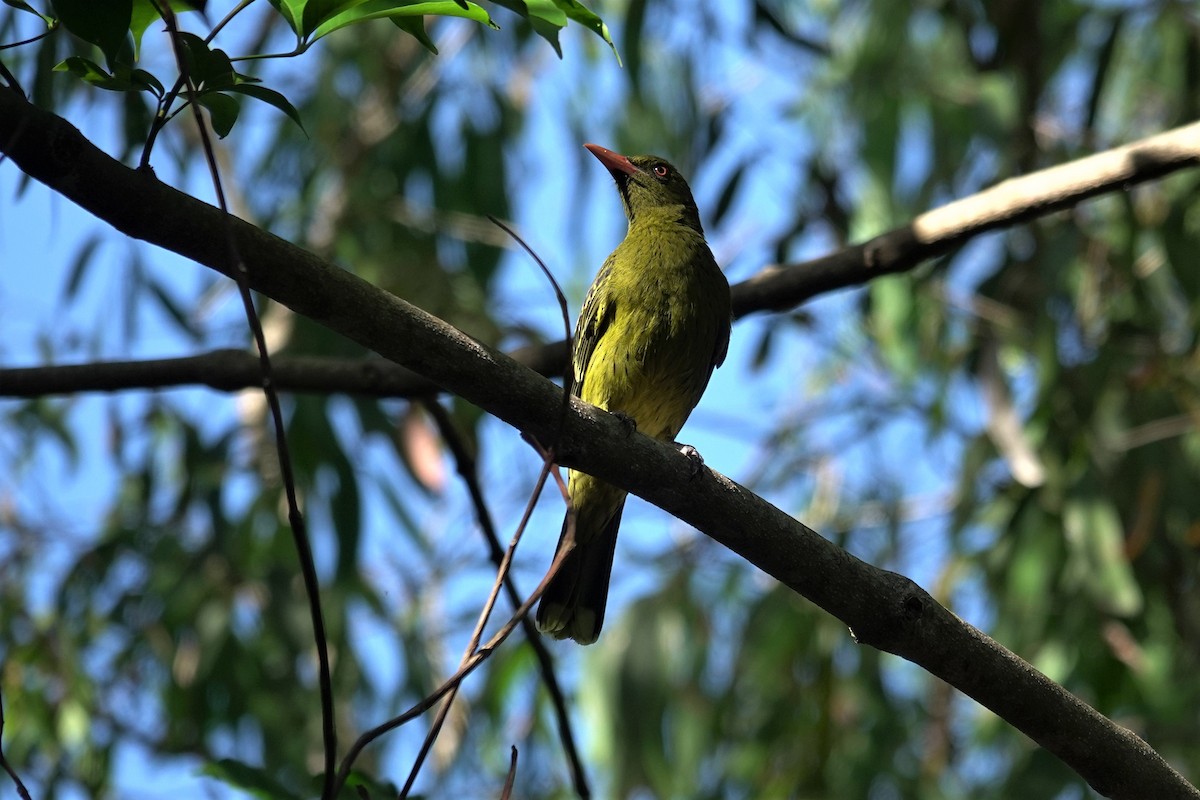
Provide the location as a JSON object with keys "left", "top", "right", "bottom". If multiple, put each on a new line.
{"left": 2, "top": 0, "right": 1200, "bottom": 798}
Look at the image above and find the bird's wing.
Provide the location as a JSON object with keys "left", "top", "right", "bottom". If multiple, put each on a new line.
{"left": 712, "top": 318, "right": 731, "bottom": 370}
{"left": 710, "top": 257, "right": 732, "bottom": 371}
{"left": 571, "top": 256, "right": 618, "bottom": 397}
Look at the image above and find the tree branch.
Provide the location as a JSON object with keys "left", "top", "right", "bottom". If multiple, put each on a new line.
{"left": 5, "top": 119, "right": 1198, "bottom": 398}
{"left": 0, "top": 346, "right": 566, "bottom": 399}
{"left": 731, "top": 122, "right": 1200, "bottom": 315}
{"left": 2, "top": 86, "right": 1197, "bottom": 799}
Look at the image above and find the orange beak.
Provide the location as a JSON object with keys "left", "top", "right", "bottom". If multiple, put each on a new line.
{"left": 584, "top": 143, "right": 638, "bottom": 176}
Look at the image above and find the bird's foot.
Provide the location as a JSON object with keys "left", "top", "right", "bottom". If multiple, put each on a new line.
{"left": 611, "top": 411, "right": 638, "bottom": 438}
{"left": 677, "top": 443, "right": 705, "bottom": 478}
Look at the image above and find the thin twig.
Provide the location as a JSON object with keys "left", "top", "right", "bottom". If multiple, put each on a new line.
{"left": 204, "top": 0, "right": 256, "bottom": 43}
{"left": 0, "top": 690, "right": 32, "bottom": 800}
{"left": 419, "top": 400, "right": 590, "bottom": 797}
{"left": 0, "top": 19, "right": 57, "bottom": 56}
{"left": 331, "top": 449, "right": 571, "bottom": 798}
{"left": 487, "top": 216, "right": 575, "bottom": 428}
{"left": 498, "top": 746, "right": 518, "bottom": 800}
{"left": 398, "top": 456, "right": 509, "bottom": 798}
{"left": 155, "top": 5, "right": 337, "bottom": 798}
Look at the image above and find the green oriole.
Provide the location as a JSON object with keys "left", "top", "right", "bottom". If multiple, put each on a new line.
{"left": 536, "top": 143, "right": 732, "bottom": 644}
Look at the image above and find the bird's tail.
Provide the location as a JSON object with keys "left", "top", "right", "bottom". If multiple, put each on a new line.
{"left": 535, "top": 501, "right": 625, "bottom": 645}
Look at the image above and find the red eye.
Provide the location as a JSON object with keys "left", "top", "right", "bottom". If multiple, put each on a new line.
{"left": 653, "top": 165, "right": 669, "bottom": 178}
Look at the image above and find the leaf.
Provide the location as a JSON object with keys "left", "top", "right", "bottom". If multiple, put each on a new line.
{"left": 340, "top": 770, "right": 402, "bottom": 800}
{"left": 5, "top": 0, "right": 53, "bottom": 23}
{"left": 491, "top": 0, "right": 565, "bottom": 55}
{"left": 227, "top": 82, "right": 307, "bottom": 133}
{"left": 120, "top": 85, "right": 154, "bottom": 158}
{"left": 129, "top": 0, "right": 162, "bottom": 56}
{"left": 272, "top": 0, "right": 345, "bottom": 37}
{"left": 711, "top": 157, "right": 747, "bottom": 228}
{"left": 330, "top": 456, "right": 362, "bottom": 583}
{"left": 869, "top": 275, "right": 918, "bottom": 381}
{"left": 129, "top": 0, "right": 200, "bottom": 58}
{"left": 201, "top": 759, "right": 303, "bottom": 800}
{"left": 551, "top": 0, "right": 617, "bottom": 60}
{"left": 51, "top": 0, "right": 132, "bottom": 64}
{"left": 489, "top": 0, "right": 617, "bottom": 58}
{"left": 54, "top": 56, "right": 166, "bottom": 98}
{"left": 267, "top": 0, "right": 305, "bottom": 35}
{"left": 622, "top": 0, "right": 647, "bottom": 81}
{"left": 1063, "top": 497, "right": 1143, "bottom": 617}
{"left": 129, "top": 67, "right": 164, "bottom": 96}
{"left": 309, "top": 1, "right": 497, "bottom": 44}
{"left": 61, "top": 234, "right": 103, "bottom": 301}
{"left": 53, "top": 56, "right": 136, "bottom": 91}
{"left": 196, "top": 91, "right": 239, "bottom": 137}
{"left": 176, "top": 31, "right": 237, "bottom": 90}
{"left": 391, "top": 14, "right": 438, "bottom": 53}
{"left": 144, "top": 273, "right": 198, "bottom": 338}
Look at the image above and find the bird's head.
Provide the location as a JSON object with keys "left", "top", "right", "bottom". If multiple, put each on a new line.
{"left": 585, "top": 143, "right": 703, "bottom": 233}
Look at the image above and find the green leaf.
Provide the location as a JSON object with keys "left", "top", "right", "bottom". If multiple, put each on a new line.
{"left": 129, "top": 67, "right": 164, "bottom": 96}
{"left": 491, "top": 0, "right": 565, "bottom": 54}
{"left": 53, "top": 56, "right": 135, "bottom": 91}
{"left": 340, "top": 770, "right": 402, "bottom": 800}
{"left": 309, "top": 1, "right": 497, "bottom": 45}
{"left": 869, "top": 275, "right": 918, "bottom": 381}
{"left": 711, "top": 157, "right": 747, "bottom": 227}
{"left": 61, "top": 234, "right": 103, "bottom": 301}
{"left": 299, "top": 0, "right": 348, "bottom": 37}
{"left": 492, "top": 0, "right": 616, "bottom": 58}
{"left": 129, "top": 0, "right": 197, "bottom": 58}
{"left": 51, "top": 0, "right": 132, "bottom": 64}
{"left": 144, "top": 274, "right": 198, "bottom": 338}
{"left": 201, "top": 759, "right": 303, "bottom": 800}
{"left": 1063, "top": 497, "right": 1143, "bottom": 617}
{"left": 227, "top": 82, "right": 307, "bottom": 133}
{"left": 129, "top": 0, "right": 162, "bottom": 56}
{"left": 196, "top": 91, "right": 239, "bottom": 137}
{"left": 5, "top": 0, "right": 53, "bottom": 23}
{"left": 267, "top": 0, "right": 305, "bottom": 35}
{"left": 53, "top": 56, "right": 165, "bottom": 97}
{"left": 551, "top": 0, "right": 617, "bottom": 59}
{"left": 176, "top": 31, "right": 237, "bottom": 90}
{"left": 391, "top": 14, "right": 438, "bottom": 53}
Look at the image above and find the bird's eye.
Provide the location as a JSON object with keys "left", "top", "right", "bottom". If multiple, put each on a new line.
{"left": 653, "top": 164, "right": 669, "bottom": 179}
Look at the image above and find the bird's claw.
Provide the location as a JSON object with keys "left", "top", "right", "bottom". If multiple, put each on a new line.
{"left": 678, "top": 443, "right": 705, "bottom": 478}
{"left": 611, "top": 411, "right": 638, "bottom": 438}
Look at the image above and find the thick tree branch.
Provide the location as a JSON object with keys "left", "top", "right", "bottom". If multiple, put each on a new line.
{"left": 732, "top": 121, "right": 1200, "bottom": 315}
{"left": 2, "top": 87, "right": 1197, "bottom": 799}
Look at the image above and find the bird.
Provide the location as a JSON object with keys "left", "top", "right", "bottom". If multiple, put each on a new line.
{"left": 535, "top": 143, "right": 732, "bottom": 644}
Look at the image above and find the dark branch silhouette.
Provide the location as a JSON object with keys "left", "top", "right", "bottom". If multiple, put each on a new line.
{"left": 0, "top": 347, "right": 564, "bottom": 399}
